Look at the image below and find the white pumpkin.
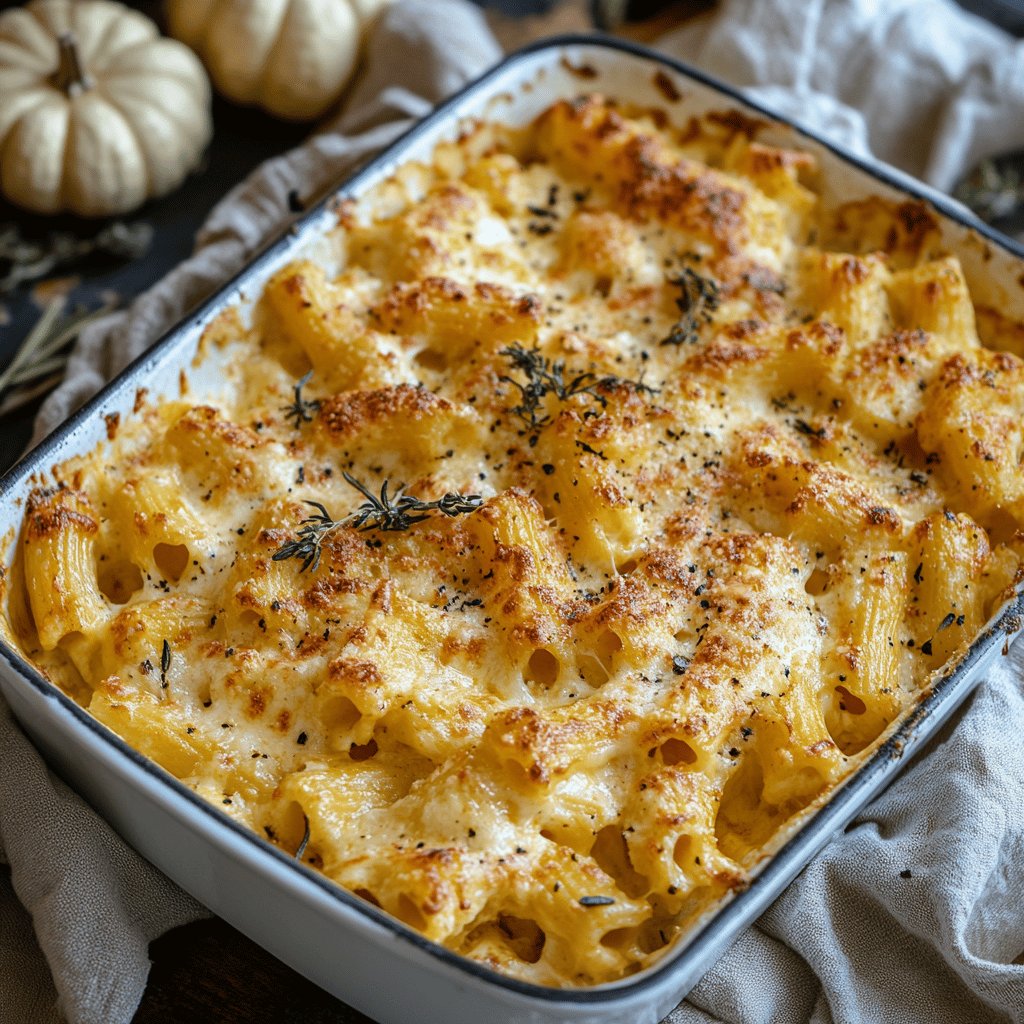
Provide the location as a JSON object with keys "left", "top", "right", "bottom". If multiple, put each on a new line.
{"left": 167, "top": 0, "right": 391, "bottom": 121}
{"left": 0, "top": 0, "right": 212, "bottom": 218}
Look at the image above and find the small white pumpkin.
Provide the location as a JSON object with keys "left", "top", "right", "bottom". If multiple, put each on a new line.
{"left": 0, "top": 0, "right": 212, "bottom": 217}
{"left": 167, "top": 0, "right": 391, "bottom": 122}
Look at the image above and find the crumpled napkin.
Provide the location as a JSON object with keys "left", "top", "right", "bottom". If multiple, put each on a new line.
{"left": 3, "top": 1, "right": 1024, "bottom": 1022}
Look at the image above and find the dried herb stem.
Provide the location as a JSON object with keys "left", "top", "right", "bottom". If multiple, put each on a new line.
{"left": 0, "top": 301, "right": 112, "bottom": 412}
{"left": 281, "top": 370, "right": 320, "bottom": 428}
{"left": 499, "top": 343, "right": 658, "bottom": 442}
{"left": 272, "top": 473, "right": 483, "bottom": 571}
{"left": 659, "top": 267, "right": 720, "bottom": 347}
{"left": 0, "top": 221, "right": 152, "bottom": 296}
{"left": 295, "top": 815, "right": 311, "bottom": 860}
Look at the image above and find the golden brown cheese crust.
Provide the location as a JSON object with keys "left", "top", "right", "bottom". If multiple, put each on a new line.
{"left": 5, "top": 95, "right": 1024, "bottom": 987}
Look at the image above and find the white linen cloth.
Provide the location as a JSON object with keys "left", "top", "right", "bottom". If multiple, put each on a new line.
{"left": 2, "top": 1, "right": 1023, "bottom": 1022}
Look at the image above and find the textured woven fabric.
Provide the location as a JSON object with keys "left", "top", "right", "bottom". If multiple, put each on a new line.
{"left": 2, "top": 2, "right": 1023, "bottom": 1022}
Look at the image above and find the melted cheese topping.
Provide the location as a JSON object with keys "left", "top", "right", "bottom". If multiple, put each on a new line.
{"left": 5, "top": 95, "right": 1024, "bottom": 987}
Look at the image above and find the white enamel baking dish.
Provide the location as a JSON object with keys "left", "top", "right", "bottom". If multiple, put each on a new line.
{"left": 2, "top": 37, "right": 1024, "bottom": 1024}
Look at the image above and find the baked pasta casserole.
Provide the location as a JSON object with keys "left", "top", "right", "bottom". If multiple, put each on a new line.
{"left": 4, "top": 94, "right": 1024, "bottom": 987}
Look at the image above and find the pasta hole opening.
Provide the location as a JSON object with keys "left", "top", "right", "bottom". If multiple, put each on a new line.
{"left": 539, "top": 825, "right": 579, "bottom": 852}
{"left": 414, "top": 347, "right": 448, "bottom": 373}
{"left": 525, "top": 648, "right": 560, "bottom": 688}
{"left": 616, "top": 557, "right": 638, "bottom": 576}
{"left": 321, "top": 695, "right": 361, "bottom": 738}
{"left": 714, "top": 754, "right": 774, "bottom": 862}
{"left": 985, "top": 506, "right": 1020, "bottom": 546}
{"left": 589, "top": 825, "right": 649, "bottom": 898}
{"left": 641, "top": 921, "right": 673, "bottom": 954}
{"left": 96, "top": 560, "right": 144, "bottom": 604}
{"left": 497, "top": 914, "right": 546, "bottom": 963}
{"left": 274, "top": 800, "right": 308, "bottom": 852}
{"left": 153, "top": 543, "right": 189, "bottom": 582}
{"left": 349, "top": 738, "right": 378, "bottom": 761}
{"left": 824, "top": 685, "right": 885, "bottom": 755}
{"left": 599, "top": 926, "right": 634, "bottom": 952}
{"left": 834, "top": 684, "right": 866, "bottom": 715}
{"left": 395, "top": 894, "right": 428, "bottom": 931}
{"left": 607, "top": 919, "right": 673, "bottom": 955}
{"left": 594, "top": 275, "right": 613, "bottom": 297}
{"left": 661, "top": 737, "right": 697, "bottom": 766}
{"left": 56, "top": 631, "right": 87, "bottom": 660}
{"left": 805, "top": 568, "right": 829, "bottom": 595}
{"left": 354, "top": 888, "right": 380, "bottom": 908}
{"left": 503, "top": 758, "right": 541, "bottom": 790}
{"left": 595, "top": 628, "right": 623, "bottom": 661}
{"left": 578, "top": 654, "right": 610, "bottom": 688}
{"left": 672, "top": 834, "right": 692, "bottom": 870}
{"left": 194, "top": 676, "right": 212, "bottom": 706}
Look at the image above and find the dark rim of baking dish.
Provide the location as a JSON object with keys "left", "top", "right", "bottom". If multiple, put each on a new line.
{"left": 2, "top": 34, "right": 1023, "bottom": 1006}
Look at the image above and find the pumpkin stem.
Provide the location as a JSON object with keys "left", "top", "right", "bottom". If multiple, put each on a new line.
{"left": 52, "top": 33, "right": 93, "bottom": 96}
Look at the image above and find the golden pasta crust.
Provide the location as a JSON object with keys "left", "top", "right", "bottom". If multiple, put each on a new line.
{"left": 4, "top": 94, "right": 1024, "bottom": 986}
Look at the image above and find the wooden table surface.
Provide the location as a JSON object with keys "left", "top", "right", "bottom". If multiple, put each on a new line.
{"left": 0, "top": 5, "right": 709, "bottom": 1023}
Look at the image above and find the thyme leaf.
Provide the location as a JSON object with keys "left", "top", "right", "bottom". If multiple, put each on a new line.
{"left": 272, "top": 473, "right": 482, "bottom": 571}
{"left": 499, "top": 343, "right": 658, "bottom": 443}
{"left": 281, "top": 370, "right": 320, "bottom": 428}
{"left": 343, "top": 473, "right": 482, "bottom": 532}
{"left": 792, "top": 418, "right": 826, "bottom": 440}
{"left": 160, "top": 639, "right": 171, "bottom": 688}
{"left": 659, "top": 267, "right": 720, "bottom": 347}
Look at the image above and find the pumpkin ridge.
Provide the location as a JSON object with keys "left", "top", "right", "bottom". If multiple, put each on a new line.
{"left": 78, "top": 13, "right": 127, "bottom": 73}
{"left": 255, "top": 0, "right": 298, "bottom": 108}
{"left": 208, "top": 0, "right": 288, "bottom": 105}
{"left": 100, "top": 75, "right": 211, "bottom": 146}
{"left": 64, "top": 92, "right": 148, "bottom": 214}
{"left": 100, "top": 36, "right": 210, "bottom": 93}
{"left": 0, "top": 17, "right": 55, "bottom": 71}
{"left": 46, "top": 98, "right": 71, "bottom": 213}
{"left": 25, "top": 1, "right": 57, "bottom": 37}
{"left": 0, "top": 88, "right": 51, "bottom": 149}
{"left": 67, "top": 2, "right": 125, "bottom": 65}
{"left": 103, "top": 68, "right": 209, "bottom": 111}
{"left": 98, "top": 86, "right": 195, "bottom": 197}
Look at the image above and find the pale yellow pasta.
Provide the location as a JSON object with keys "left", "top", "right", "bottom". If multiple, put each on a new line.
{"left": 4, "top": 95, "right": 1024, "bottom": 989}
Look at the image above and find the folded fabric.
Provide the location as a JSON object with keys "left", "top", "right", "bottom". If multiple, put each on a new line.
{"left": 660, "top": 0, "right": 1024, "bottom": 191}
{"left": 2, "top": 1, "right": 1023, "bottom": 1023}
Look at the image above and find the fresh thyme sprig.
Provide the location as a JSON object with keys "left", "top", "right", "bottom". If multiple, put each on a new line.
{"left": 273, "top": 501, "right": 337, "bottom": 572}
{"left": 281, "top": 370, "right": 320, "bottom": 428}
{"left": 499, "top": 343, "right": 658, "bottom": 443}
{"left": 0, "top": 300, "right": 112, "bottom": 417}
{"left": 660, "top": 267, "right": 720, "bottom": 347}
{"left": 343, "top": 473, "right": 482, "bottom": 531}
{"left": 272, "top": 472, "right": 483, "bottom": 571}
